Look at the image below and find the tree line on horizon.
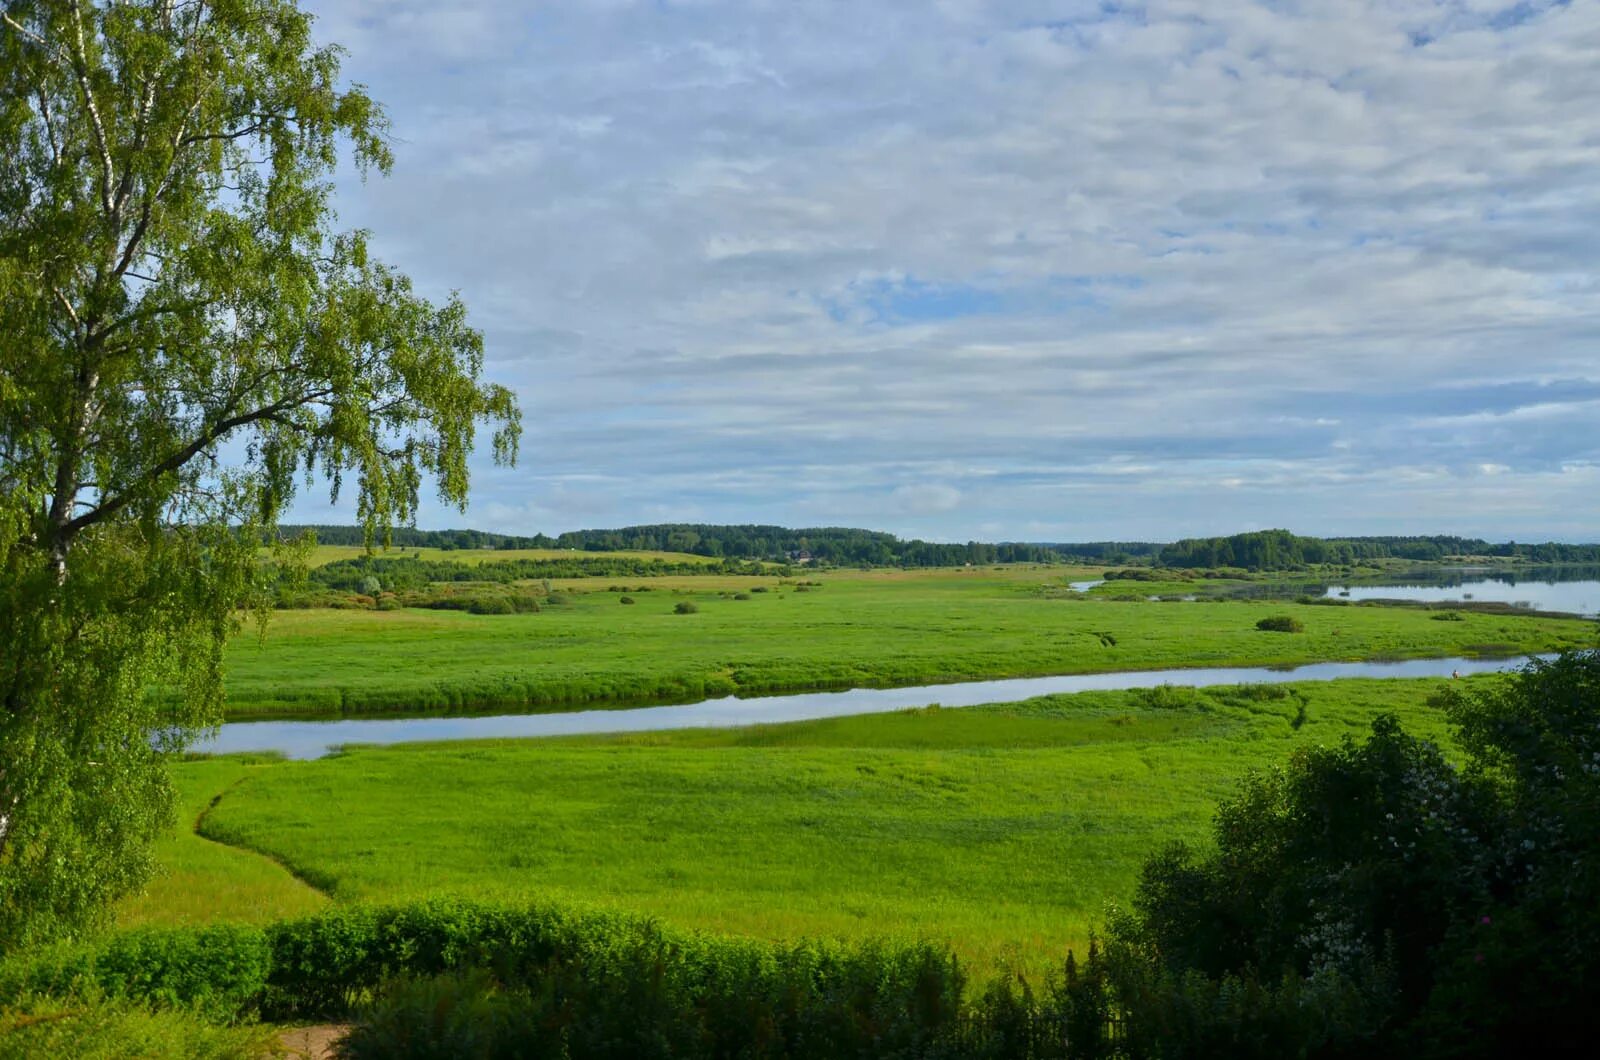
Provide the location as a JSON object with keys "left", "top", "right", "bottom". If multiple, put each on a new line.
{"left": 279, "top": 523, "right": 1600, "bottom": 571}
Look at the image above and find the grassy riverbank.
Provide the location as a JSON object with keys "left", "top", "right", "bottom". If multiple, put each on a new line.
{"left": 139, "top": 676, "right": 1465, "bottom": 975}
{"left": 222, "top": 564, "right": 1593, "bottom": 716}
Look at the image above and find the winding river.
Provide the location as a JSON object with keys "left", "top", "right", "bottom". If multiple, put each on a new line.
{"left": 197, "top": 653, "right": 1547, "bottom": 759}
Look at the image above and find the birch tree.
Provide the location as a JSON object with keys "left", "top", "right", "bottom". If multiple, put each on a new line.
{"left": 0, "top": 0, "right": 520, "bottom": 947}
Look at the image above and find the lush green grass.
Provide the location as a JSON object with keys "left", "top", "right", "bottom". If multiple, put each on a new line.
{"left": 222, "top": 565, "right": 1592, "bottom": 715}
{"left": 113, "top": 758, "right": 327, "bottom": 931}
{"left": 190, "top": 676, "right": 1468, "bottom": 975}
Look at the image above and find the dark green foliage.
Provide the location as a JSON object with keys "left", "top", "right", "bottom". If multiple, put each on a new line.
{"left": 408, "top": 591, "right": 541, "bottom": 615}
{"left": 1430, "top": 611, "right": 1465, "bottom": 621}
{"left": 674, "top": 601, "right": 699, "bottom": 615}
{"left": 337, "top": 940, "right": 970, "bottom": 1060}
{"left": 1414, "top": 652, "right": 1600, "bottom": 1052}
{"left": 337, "top": 970, "right": 517, "bottom": 1059}
{"left": 1107, "top": 651, "right": 1600, "bottom": 1058}
{"left": 619, "top": 596, "right": 636, "bottom": 605}
{"left": 1255, "top": 616, "right": 1303, "bottom": 633}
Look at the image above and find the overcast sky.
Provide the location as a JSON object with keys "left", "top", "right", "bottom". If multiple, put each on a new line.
{"left": 286, "top": 0, "right": 1600, "bottom": 543}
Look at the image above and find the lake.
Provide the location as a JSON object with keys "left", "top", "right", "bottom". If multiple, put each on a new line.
{"left": 1323, "top": 572, "right": 1600, "bottom": 617}
{"left": 196, "top": 653, "right": 1547, "bottom": 759}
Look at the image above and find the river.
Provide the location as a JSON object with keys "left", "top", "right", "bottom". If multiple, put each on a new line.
{"left": 196, "top": 653, "right": 1547, "bottom": 759}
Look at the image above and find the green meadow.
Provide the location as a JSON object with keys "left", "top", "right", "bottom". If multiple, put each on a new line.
{"left": 113, "top": 757, "right": 327, "bottom": 931}
{"left": 137, "top": 676, "right": 1470, "bottom": 976}
{"left": 221, "top": 565, "right": 1592, "bottom": 716}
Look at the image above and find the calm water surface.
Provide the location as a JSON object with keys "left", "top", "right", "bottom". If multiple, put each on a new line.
{"left": 1323, "top": 576, "right": 1600, "bottom": 617}
{"left": 198, "top": 654, "right": 1547, "bottom": 759}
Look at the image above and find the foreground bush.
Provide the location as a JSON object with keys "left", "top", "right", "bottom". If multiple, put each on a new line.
{"left": 1109, "top": 650, "right": 1600, "bottom": 1058}
{"left": 2, "top": 901, "right": 979, "bottom": 1054}
{"left": 1254, "top": 615, "right": 1303, "bottom": 633}
{"left": 1, "top": 924, "right": 271, "bottom": 1023}
{"left": 0, "top": 993, "right": 272, "bottom": 1060}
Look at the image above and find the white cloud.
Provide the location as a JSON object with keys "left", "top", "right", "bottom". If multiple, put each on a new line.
{"left": 891, "top": 484, "right": 964, "bottom": 515}
{"left": 286, "top": 0, "right": 1600, "bottom": 541}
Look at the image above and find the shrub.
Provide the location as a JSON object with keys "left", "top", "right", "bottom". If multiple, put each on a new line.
{"left": 1255, "top": 615, "right": 1303, "bottom": 633}
{"left": 673, "top": 601, "right": 698, "bottom": 615}
{"left": 0, "top": 926, "right": 272, "bottom": 1023}
{"left": 1137, "top": 684, "right": 1197, "bottom": 711}
{"left": 337, "top": 932, "right": 968, "bottom": 1060}
{"left": 0, "top": 994, "right": 273, "bottom": 1060}
{"left": 1431, "top": 611, "right": 1465, "bottom": 622}
{"left": 1228, "top": 683, "right": 1288, "bottom": 702}
{"left": 733, "top": 593, "right": 751, "bottom": 601}
{"left": 619, "top": 596, "right": 635, "bottom": 605}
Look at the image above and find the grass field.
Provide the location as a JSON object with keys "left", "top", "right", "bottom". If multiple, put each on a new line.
{"left": 112, "top": 757, "right": 327, "bottom": 930}
{"left": 139, "top": 676, "right": 1469, "bottom": 975}
{"left": 223, "top": 564, "right": 1593, "bottom": 716}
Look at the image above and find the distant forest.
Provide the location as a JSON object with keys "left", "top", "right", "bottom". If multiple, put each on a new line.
{"left": 279, "top": 523, "right": 1164, "bottom": 567}
{"left": 278, "top": 523, "right": 1600, "bottom": 570}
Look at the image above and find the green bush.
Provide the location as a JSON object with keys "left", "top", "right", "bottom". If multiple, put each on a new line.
{"left": 673, "top": 601, "right": 698, "bottom": 615}
{"left": 1255, "top": 615, "right": 1303, "bottom": 633}
{"left": 1, "top": 925, "right": 271, "bottom": 1023}
{"left": 1136, "top": 684, "right": 1197, "bottom": 711}
{"left": 337, "top": 930, "right": 969, "bottom": 1059}
{"left": 619, "top": 596, "right": 635, "bottom": 605}
{"left": 0, "top": 993, "right": 272, "bottom": 1060}
{"left": 733, "top": 593, "right": 751, "bottom": 601}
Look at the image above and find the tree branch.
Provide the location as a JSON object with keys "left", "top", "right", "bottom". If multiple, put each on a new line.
{"left": 66, "top": 1, "right": 117, "bottom": 215}
{"left": 63, "top": 388, "right": 333, "bottom": 537}
{"left": 0, "top": 10, "right": 51, "bottom": 51}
